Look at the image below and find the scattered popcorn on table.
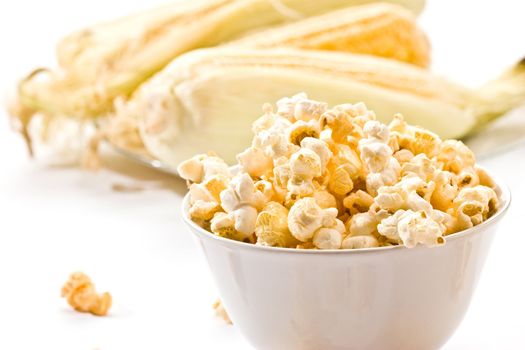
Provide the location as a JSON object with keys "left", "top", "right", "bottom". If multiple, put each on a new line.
{"left": 61, "top": 272, "right": 112, "bottom": 316}
{"left": 213, "top": 299, "right": 232, "bottom": 325}
{"left": 179, "top": 94, "right": 500, "bottom": 249}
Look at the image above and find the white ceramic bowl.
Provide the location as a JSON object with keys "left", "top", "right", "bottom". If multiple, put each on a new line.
{"left": 182, "top": 181, "right": 510, "bottom": 350}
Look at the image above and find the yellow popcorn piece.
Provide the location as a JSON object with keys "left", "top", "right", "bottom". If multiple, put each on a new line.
{"left": 313, "top": 190, "right": 338, "bottom": 210}
{"left": 61, "top": 272, "right": 112, "bottom": 316}
{"left": 401, "top": 153, "right": 436, "bottom": 182}
{"left": 475, "top": 166, "right": 497, "bottom": 189}
{"left": 327, "top": 144, "right": 363, "bottom": 195}
{"left": 294, "top": 99, "right": 328, "bottom": 122}
{"left": 313, "top": 227, "right": 343, "bottom": 250}
{"left": 359, "top": 121, "right": 401, "bottom": 195}
{"left": 237, "top": 147, "right": 273, "bottom": 178}
{"left": 328, "top": 164, "right": 355, "bottom": 196}
{"left": 409, "top": 127, "right": 442, "bottom": 158}
{"left": 431, "top": 170, "right": 459, "bottom": 211}
{"left": 288, "top": 197, "right": 344, "bottom": 244}
{"left": 393, "top": 149, "right": 415, "bottom": 164}
{"left": 378, "top": 210, "right": 446, "bottom": 248}
{"left": 456, "top": 168, "right": 480, "bottom": 188}
{"left": 255, "top": 202, "right": 298, "bottom": 248}
{"left": 220, "top": 173, "right": 266, "bottom": 237}
{"left": 343, "top": 190, "right": 374, "bottom": 215}
{"left": 288, "top": 197, "right": 325, "bottom": 242}
{"left": 453, "top": 185, "right": 499, "bottom": 231}
{"left": 211, "top": 212, "right": 248, "bottom": 241}
{"left": 438, "top": 140, "right": 476, "bottom": 174}
{"left": 342, "top": 235, "right": 379, "bottom": 249}
{"left": 346, "top": 209, "right": 388, "bottom": 237}
{"left": 300, "top": 137, "right": 333, "bottom": 171}
{"left": 213, "top": 299, "right": 232, "bottom": 325}
{"left": 186, "top": 174, "right": 229, "bottom": 221}
{"left": 275, "top": 93, "right": 307, "bottom": 121}
{"left": 177, "top": 153, "right": 231, "bottom": 184}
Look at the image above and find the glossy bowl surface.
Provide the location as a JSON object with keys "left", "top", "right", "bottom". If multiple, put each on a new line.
{"left": 182, "top": 180, "right": 510, "bottom": 350}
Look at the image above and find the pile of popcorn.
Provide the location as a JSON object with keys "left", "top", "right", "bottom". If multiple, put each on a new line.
{"left": 178, "top": 93, "right": 499, "bottom": 249}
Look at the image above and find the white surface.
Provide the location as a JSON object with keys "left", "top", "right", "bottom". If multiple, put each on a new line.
{"left": 0, "top": 0, "right": 524, "bottom": 349}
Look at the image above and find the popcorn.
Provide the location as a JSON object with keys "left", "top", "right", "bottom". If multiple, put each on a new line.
{"left": 253, "top": 117, "right": 295, "bottom": 159}
{"left": 213, "top": 299, "right": 232, "bottom": 325}
{"left": 313, "top": 190, "right": 337, "bottom": 209}
{"left": 343, "top": 190, "right": 374, "bottom": 215}
{"left": 211, "top": 212, "right": 242, "bottom": 240}
{"left": 346, "top": 209, "right": 388, "bottom": 237}
{"left": 254, "top": 179, "right": 275, "bottom": 202}
{"left": 359, "top": 121, "right": 401, "bottom": 195}
{"left": 275, "top": 93, "right": 307, "bottom": 121}
{"left": 61, "top": 272, "right": 112, "bottom": 316}
{"left": 287, "top": 197, "right": 324, "bottom": 241}
{"left": 327, "top": 144, "right": 362, "bottom": 196}
{"left": 393, "top": 149, "right": 415, "bottom": 164}
{"left": 187, "top": 174, "right": 229, "bottom": 221}
{"left": 431, "top": 170, "right": 458, "bottom": 211}
{"left": 320, "top": 108, "right": 365, "bottom": 144}
{"left": 237, "top": 147, "right": 273, "bottom": 178}
{"left": 375, "top": 175, "right": 435, "bottom": 212}
{"left": 328, "top": 164, "right": 355, "bottom": 196}
{"left": 220, "top": 173, "right": 265, "bottom": 237}
{"left": 475, "top": 166, "right": 497, "bottom": 188}
{"left": 180, "top": 94, "right": 500, "bottom": 250}
{"left": 401, "top": 153, "right": 435, "bottom": 182}
{"left": 255, "top": 202, "right": 297, "bottom": 247}
{"left": 289, "top": 148, "right": 322, "bottom": 178}
{"left": 342, "top": 235, "right": 379, "bottom": 249}
{"left": 294, "top": 98, "right": 327, "bottom": 122}
{"left": 313, "top": 227, "right": 343, "bottom": 249}
{"left": 287, "top": 120, "right": 321, "bottom": 146}
{"left": 409, "top": 127, "right": 441, "bottom": 158}
{"left": 438, "top": 140, "right": 476, "bottom": 173}
{"left": 288, "top": 198, "right": 344, "bottom": 247}
{"left": 378, "top": 210, "right": 445, "bottom": 248}
{"left": 300, "top": 137, "right": 332, "bottom": 171}
{"left": 453, "top": 185, "right": 498, "bottom": 230}
{"left": 177, "top": 153, "right": 231, "bottom": 184}
{"left": 456, "top": 168, "right": 480, "bottom": 188}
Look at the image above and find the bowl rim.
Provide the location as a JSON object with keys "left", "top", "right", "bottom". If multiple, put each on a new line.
{"left": 181, "top": 174, "right": 511, "bottom": 255}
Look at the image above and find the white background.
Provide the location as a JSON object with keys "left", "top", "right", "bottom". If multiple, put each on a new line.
{"left": 1, "top": 0, "right": 525, "bottom": 349}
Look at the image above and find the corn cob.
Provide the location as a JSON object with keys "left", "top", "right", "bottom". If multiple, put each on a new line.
{"left": 14, "top": 0, "right": 426, "bottom": 138}
{"left": 229, "top": 3, "right": 430, "bottom": 67}
{"left": 113, "top": 48, "right": 525, "bottom": 168}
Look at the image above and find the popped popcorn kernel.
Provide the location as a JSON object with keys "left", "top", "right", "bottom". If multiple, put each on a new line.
{"left": 438, "top": 140, "right": 476, "bottom": 173}
{"left": 255, "top": 202, "right": 298, "bottom": 247}
{"left": 61, "top": 272, "right": 112, "bottom": 316}
{"left": 287, "top": 120, "right": 320, "bottom": 146}
{"left": 343, "top": 190, "right": 374, "bottom": 215}
{"left": 313, "top": 190, "right": 337, "bottom": 209}
{"left": 287, "top": 197, "right": 325, "bottom": 242}
{"left": 276, "top": 93, "right": 307, "bottom": 121}
{"left": 220, "top": 173, "right": 265, "bottom": 237}
{"left": 378, "top": 210, "right": 445, "bottom": 248}
{"left": 213, "top": 299, "right": 232, "bottom": 325}
{"left": 313, "top": 227, "right": 343, "bottom": 249}
{"left": 180, "top": 94, "right": 501, "bottom": 250}
{"left": 342, "top": 235, "right": 379, "bottom": 249}
{"left": 294, "top": 98, "right": 327, "bottom": 122}
{"left": 177, "top": 153, "right": 230, "bottom": 184}
{"left": 453, "top": 185, "right": 499, "bottom": 231}
{"left": 237, "top": 147, "right": 273, "bottom": 178}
